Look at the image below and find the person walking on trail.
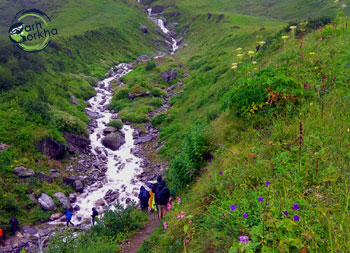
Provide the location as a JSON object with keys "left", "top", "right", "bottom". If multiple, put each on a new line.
{"left": 9, "top": 216, "right": 19, "bottom": 235}
{"left": 66, "top": 209, "right": 74, "bottom": 227}
{"left": 91, "top": 208, "right": 99, "bottom": 225}
{"left": 152, "top": 176, "right": 164, "bottom": 214}
{"left": 138, "top": 186, "right": 150, "bottom": 211}
{"left": 0, "top": 227, "right": 6, "bottom": 246}
{"left": 158, "top": 182, "right": 170, "bottom": 219}
{"left": 148, "top": 187, "right": 155, "bottom": 213}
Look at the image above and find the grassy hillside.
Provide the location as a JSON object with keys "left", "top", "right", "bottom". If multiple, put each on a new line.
{"left": 132, "top": 1, "right": 350, "bottom": 253}
{"left": 0, "top": 0, "right": 164, "bottom": 225}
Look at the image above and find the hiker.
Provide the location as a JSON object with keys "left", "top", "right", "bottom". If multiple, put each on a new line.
{"left": 148, "top": 186, "right": 156, "bottom": 213}
{"left": 152, "top": 176, "right": 164, "bottom": 214}
{"left": 9, "top": 216, "right": 19, "bottom": 235}
{"left": 138, "top": 186, "right": 150, "bottom": 211}
{"left": 0, "top": 227, "right": 6, "bottom": 246}
{"left": 158, "top": 181, "right": 170, "bottom": 219}
{"left": 66, "top": 209, "right": 74, "bottom": 227}
{"left": 91, "top": 208, "right": 98, "bottom": 225}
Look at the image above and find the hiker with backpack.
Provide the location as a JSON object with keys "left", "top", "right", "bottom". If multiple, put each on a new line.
{"left": 9, "top": 216, "right": 19, "bottom": 235}
{"left": 138, "top": 186, "right": 150, "bottom": 211}
{"left": 91, "top": 207, "right": 99, "bottom": 225}
{"left": 152, "top": 176, "right": 164, "bottom": 214}
{"left": 0, "top": 226, "right": 6, "bottom": 246}
{"left": 155, "top": 181, "right": 170, "bottom": 219}
{"left": 66, "top": 209, "right": 74, "bottom": 227}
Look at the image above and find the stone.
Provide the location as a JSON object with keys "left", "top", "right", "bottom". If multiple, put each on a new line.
{"left": 161, "top": 69, "right": 178, "bottom": 83}
{"left": 95, "top": 199, "right": 105, "bottom": 206}
{"left": 139, "top": 25, "right": 148, "bottom": 34}
{"left": 73, "top": 180, "right": 84, "bottom": 193}
{"left": 70, "top": 96, "right": 79, "bottom": 105}
{"left": 13, "top": 166, "right": 35, "bottom": 178}
{"left": 38, "top": 193, "right": 56, "bottom": 211}
{"left": 64, "top": 133, "right": 90, "bottom": 154}
{"left": 36, "top": 137, "right": 66, "bottom": 160}
{"left": 63, "top": 176, "right": 84, "bottom": 192}
{"left": 151, "top": 5, "right": 169, "bottom": 14}
{"left": 134, "top": 136, "right": 153, "bottom": 145}
{"left": 54, "top": 192, "right": 71, "bottom": 209}
{"left": 28, "top": 193, "right": 37, "bottom": 203}
{"left": 102, "top": 133, "right": 125, "bottom": 151}
{"left": 0, "top": 143, "right": 9, "bottom": 153}
{"left": 85, "top": 109, "right": 101, "bottom": 119}
{"left": 103, "top": 127, "right": 118, "bottom": 136}
{"left": 137, "top": 55, "right": 150, "bottom": 63}
{"left": 49, "top": 212, "right": 64, "bottom": 221}
{"left": 20, "top": 226, "right": 38, "bottom": 236}
{"left": 37, "top": 172, "right": 53, "bottom": 183}
{"left": 69, "top": 193, "right": 77, "bottom": 203}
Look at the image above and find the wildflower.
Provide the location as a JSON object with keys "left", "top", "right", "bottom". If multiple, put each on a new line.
{"left": 314, "top": 66, "right": 318, "bottom": 70}
{"left": 310, "top": 102, "right": 313, "bottom": 106}
{"left": 321, "top": 85, "right": 326, "bottom": 93}
{"left": 163, "top": 221, "right": 167, "bottom": 229}
{"left": 230, "top": 205, "right": 236, "bottom": 211}
{"left": 320, "top": 37, "right": 323, "bottom": 41}
{"left": 265, "top": 181, "right": 271, "bottom": 186}
{"left": 252, "top": 61, "right": 257, "bottom": 65}
{"left": 176, "top": 197, "right": 181, "bottom": 204}
{"left": 347, "top": 128, "right": 350, "bottom": 132}
{"left": 171, "top": 201, "right": 174, "bottom": 206}
{"left": 300, "top": 56, "right": 304, "bottom": 59}
{"left": 177, "top": 215, "right": 180, "bottom": 219}
{"left": 283, "top": 211, "right": 289, "bottom": 216}
{"left": 289, "top": 25, "right": 297, "bottom": 30}
{"left": 240, "top": 236, "right": 249, "bottom": 243}
{"left": 293, "top": 215, "right": 300, "bottom": 221}
{"left": 266, "top": 203, "right": 270, "bottom": 206}
{"left": 169, "top": 197, "right": 172, "bottom": 202}
{"left": 233, "top": 151, "right": 237, "bottom": 155}
{"left": 342, "top": 4, "right": 347, "bottom": 9}
{"left": 282, "top": 35, "right": 289, "bottom": 41}
{"left": 322, "top": 75, "right": 327, "bottom": 82}
{"left": 237, "top": 54, "right": 244, "bottom": 59}
{"left": 221, "top": 144, "right": 224, "bottom": 147}
{"left": 292, "top": 204, "right": 300, "bottom": 210}
{"left": 248, "top": 50, "right": 255, "bottom": 56}
{"left": 232, "top": 63, "right": 238, "bottom": 66}
{"left": 219, "top": 171, "right": 223, "bottom": 175}
{"left": 309, "top": 52, "right": 315, "bottom": 55}
{"left": 304, "top": 83, "right": 308, "bottom": 89}
{"left": 258, "top": 41, "right": 266, "bottom": 46}
{"left": 167, "top": 203, "right": 172, "bottom": 211}
{"left": 236, "top": 48, "right": 242, "bottom": 51}
{"left": 258, "top": 197, "right": 263, "bottom": 202}
{"left": 231, "top": 65, "right": 238, "bottom": 70}
{"left": 180, "top": 213, "right": 184, "bottom": 220}
{"left": 243, "top": 213, "right": 248, "bottom": 218}
{"left": 185, "top": 238, "right": 190, "bottom": 244}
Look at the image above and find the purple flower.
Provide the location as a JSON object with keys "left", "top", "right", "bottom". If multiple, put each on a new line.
{"left": 321, "top": 85, "right": 326, "bottom": 93}
{"left": 300, "top": 56, "right": 304, "bottom": 59}
{"left": 221, "top": 144, "right": 224, "bottom": 147}
{"left": 293, "top": 215, "right": 300, "bottom": 221}
{"left": 265, "top": 181, "right": 271, "bottom": 186}
{"left": 230, "top": 205, "right": 236, "bottom": 211}
{"left": 243, "top": 213, "right": 248, "bottom": 218}
{"left": 304, "top": 83, "right": 308, "bottom": 90}
{"left": 266, "top": 203, "right": 270, "bottom": 206}
{"left": 258, "top": 197, "right": 263, "bottom": 202}
{"left": 322, "top": 75, "right": 327, "bottom": 82}
{"left": 239, "top": 236, "right": 249, "bottom": 243}
{"left": 292, "top": 204, "right": 300, "bottom": 211}
{"left": 283, "top": 211, "right": 288, "bottom": 216}
{"left": 219, "top": 171, "right": 223, "bottom": 175}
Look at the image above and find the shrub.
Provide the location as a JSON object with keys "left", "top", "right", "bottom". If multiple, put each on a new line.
{"left": 149, "top": 98, "right": 163, "bottom": 107}
{"left": 119, "top": 111, "right": 149, "bottom": 123}
{"left": 51, "top": 109, "right": 88, "bottom": 136}
{"left": 145, "top": 61, "right": 156, "bottom": 71}
{"left": 151, "top": 113, "right": 167, "bottom": 127}
{"left": 150, "top": 88, "right": 167, "bottom": 97}
{"left": 107, "top": 120, "right": 123, "bottom": 130}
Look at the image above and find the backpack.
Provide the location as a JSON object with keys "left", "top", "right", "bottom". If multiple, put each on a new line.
{"left": 142, "top": 190, "right": 149, "bottom": 199}
{"left": 158, "top": 186, "right": 170, "bottom": 204}
{"left": 0, "top": 228, "right": 3, "bottom": 237}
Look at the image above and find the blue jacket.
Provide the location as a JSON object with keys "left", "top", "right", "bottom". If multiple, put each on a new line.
{"left": 66, "top": 209, "right": 73, "bottom": 220}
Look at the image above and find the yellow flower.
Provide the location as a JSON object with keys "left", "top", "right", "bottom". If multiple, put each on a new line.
{"left": 289, "top": 26, "right": 297, "bottom": 30}
{"left": 252, "top": 61, "right": 257, "bottom": 65}
{"left": 282, "top": 35, "right": 289, "bottom": 41}
{"left": 309, "top": 52, "right": 315, "bottom": 55}
{"left": 258, "top": 41, "right": 266, "bottom": 46}
{"left": 347, "top": 128, "right": 350, "bottom": 132}
{"left": 314, "top": 66, "right": 319, "bottom": 70}
{"left": 237, "top": 54, "right": 244, "bottom": 58}
{"left": 310, "top": 102, "right": 313, "bottom": 106}
{"left": 231, "top": 65, "right": 238, "bottom": 70}
{"left": 247, "top": 50, "right": 255, "bottom": 56}
{"left": 236, "top": 48, "right": 242, "bottom": 51}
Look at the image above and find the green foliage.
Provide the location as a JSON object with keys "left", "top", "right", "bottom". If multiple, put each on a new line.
{"left": 51, "top": 109, "right": 88, "bottom": 136}
{"left": 119, "top": 111, "right": 149, "bottom": 123}
{"left": 107, "top": 120, "right": 123, "bottom": 130}
{"left": 166, "top": 121, "right": 211, "bottom": 194}
{"left": 148, "top": 98, "right": 163, "bottom": 107}
{"left": 151, "top": 113, "right": 168, "bottom": 127}
{"left": 150, "top": 88, "right": 167, "bottom": 97}
{"left": 145, "top": 61, "right": 157, "bottom": 71}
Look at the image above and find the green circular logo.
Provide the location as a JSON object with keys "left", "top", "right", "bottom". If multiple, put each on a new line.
{"left": 8, "top": 9, "right": 58, "bottom": 52}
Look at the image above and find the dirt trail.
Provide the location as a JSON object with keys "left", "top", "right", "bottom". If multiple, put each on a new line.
{"left": 120, "top": 214, "right": 160, "bottom": 253}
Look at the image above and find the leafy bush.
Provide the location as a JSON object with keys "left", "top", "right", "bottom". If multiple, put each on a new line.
{"left": 51, "top": 109, "right": 88, "bottom": 136}
{"left": 151, "top": 113, "right": 167, "bottom": 127}
{"left": 145, "top": 61, "right": 157, "bottom": 71}
{"left": 166, "top": 121, "right": 211, "bottom": 194}
{"left": 119, "top": 111, "right": 149, "bottom": 123}
{"left": 149, "top": 98, "right": 163, "bottom": 107}
{"left": 107, "top": 120, "right": 123, "bottom": 130}
{"left": 150, "top": 88, "right": 167, "bottom": 97}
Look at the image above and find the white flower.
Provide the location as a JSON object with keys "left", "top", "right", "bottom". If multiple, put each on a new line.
{"left": 252, "top": 61, "right": 257, "bottom": 65}
{"left": 282, "top": 35, "right": 289, "bottom": 41}
{"left": 231, "top": 65, "right": 238, "bottom": 70}
{"left": 258, "top": 41, "right": 266, "bottom": 46}
{"left": 289, "top": 26, "right": 297, "bottom": 30}
{"left": 237, "top": 54, "right": 244, "bottom": 58}
{"left": 236, "top": 48, "right": 242, "bottom": 51}
{"left": 248, "top": 50, "right": 255, "bottom": 56}
{"left": 342, "top": 4, "right": 347, "bottom": 9}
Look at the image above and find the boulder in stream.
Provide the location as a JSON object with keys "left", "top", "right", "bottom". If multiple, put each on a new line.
{"left": 102, "top": 133, "right": 125, "bottom": 151}
{"left": 54, "top": 192, "right": 71, "bottom": 209}
{"left": 38, "top": 193, "right": 56, "bottom": 211}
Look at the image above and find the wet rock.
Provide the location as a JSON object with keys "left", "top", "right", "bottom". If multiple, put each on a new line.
{"left": 54, "top": 192, "right": 71, "bottom": 209}
{"left": 51, "top": 172, "right": 61, "bottom": 179}
{"left": 70, "top": 96, "right": 79, "bottom": 105}
{"left": 102, "top": 133, "right": 125, "bottom": 151}
{"left": 21, "top": 226, "right": 38, "bottom": 236}
{"left": 151, "top": 5, "right": 169, "bottom": 14}
{"left": 0, "top": 143, "right": 9, "bottom": 153}
{"left": 137, "top": 55, "right": 150, "bottom": 63}
{"left": 96, "top": 199, "right": 105, "bottom": 206}
{"left": 36, "top": 137, "right": 66, "bottom": 160}
{"left": 63, "top": 176, "right": 85, "bottom": 192}
{"left": 69, "top": 193, "right": 77, "bottom": 203}
{"left": 128, "top": 91, "right": 150, "bottom": 99}
{"left": 64, "top": 133, "right": 90, "bottom": 154}
{"left": 85, "top": 109, "right": 101, "bottom": 119}
{"left": 125, "top": 198, "right": 131, "bottom": 204}
{"left": 139, "top": 25, "right": 148, "bottom": 34}
{"left": 73, "top": 180, "right": 84, "bottom": 193}
{"left": 37, "top": 172, "right": 53, "bottom": 183}
{"left": 13, "top": 166, "right": 35, "bottom": 178}
{"left": 134, "top": 136, "right": 153, "bottom": 145}
{"left": 73, "top": 205, "right": 80, "bottom": 211}
{"left": 38, "top": 193, "right": 56, "bottom": 211}
{"left": 104, "top": 189, "right": 119, "bottom": 203}
{"left": 161, "top": 69, "right": 178, "bottom": 83}
{"left": 49, "top": 212, "right": 64, "bottom": 221}
{"left": 103, "top": 126, "right": 118, "bottom": 136}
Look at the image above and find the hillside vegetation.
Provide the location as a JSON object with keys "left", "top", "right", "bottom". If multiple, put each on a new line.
{"left": 134, "top": 1, "right": 350, "bottom": 252}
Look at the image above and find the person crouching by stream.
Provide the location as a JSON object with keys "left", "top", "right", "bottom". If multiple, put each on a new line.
{"left": 138, "top": 186, "right": 150, "bottom": 211}
{"left": 91, "top": 208, "right": 99, "bottom": 225}
{"left": 66, "top": 209, "right": 74, "bottom": 227}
